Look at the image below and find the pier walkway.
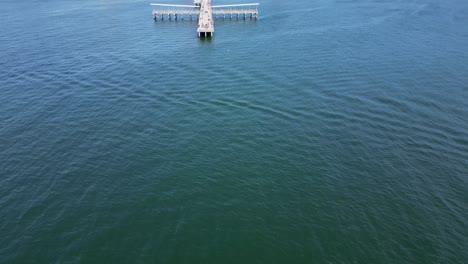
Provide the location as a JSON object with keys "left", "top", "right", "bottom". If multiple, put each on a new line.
{"left": 151, "top": 0, "right": 259, "bottom": 37}
{"left": 197, "top": 0, "right": 214, "bottom": 37}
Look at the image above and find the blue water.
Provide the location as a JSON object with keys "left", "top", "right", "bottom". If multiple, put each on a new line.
{"left": 1, "top": 0, "right": 467, "bottom": 263}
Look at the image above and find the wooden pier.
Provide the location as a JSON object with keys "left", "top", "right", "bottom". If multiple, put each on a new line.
{"left": 151, "top": 0, "right": 259, "bottom": 38}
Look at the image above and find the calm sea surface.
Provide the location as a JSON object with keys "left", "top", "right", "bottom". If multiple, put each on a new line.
{"left": 1, "top": 0, "right": 467, "bottom": 263}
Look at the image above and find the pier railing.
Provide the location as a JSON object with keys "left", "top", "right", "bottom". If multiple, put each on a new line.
{"left": 152, "top": 9, "right": 258, "bottom": 21}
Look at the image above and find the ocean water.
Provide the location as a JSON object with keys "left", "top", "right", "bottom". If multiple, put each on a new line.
{"left": 1, "top": 0, "right": 467, "bottom": 263}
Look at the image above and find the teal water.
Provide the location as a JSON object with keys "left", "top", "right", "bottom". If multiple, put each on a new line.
{"left": 1, "top": 0, "right": 467, "bottom": 263}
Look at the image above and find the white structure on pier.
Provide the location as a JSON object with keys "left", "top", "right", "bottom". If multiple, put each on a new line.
{"left": 150, "top": 0, "right": 259, "bottom": 37}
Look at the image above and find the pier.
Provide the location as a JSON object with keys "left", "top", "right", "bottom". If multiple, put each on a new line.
{"left": 151, "top": 0, "right": 259, "bottom": 37}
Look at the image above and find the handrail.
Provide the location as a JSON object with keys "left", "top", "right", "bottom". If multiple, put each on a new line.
{"left": 212, "top": 3, "right": 259, "bottom": 8}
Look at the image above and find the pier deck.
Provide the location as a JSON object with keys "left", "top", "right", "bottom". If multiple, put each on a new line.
{"left": 197, "top": 0, "right": 214, "bottom": 37}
